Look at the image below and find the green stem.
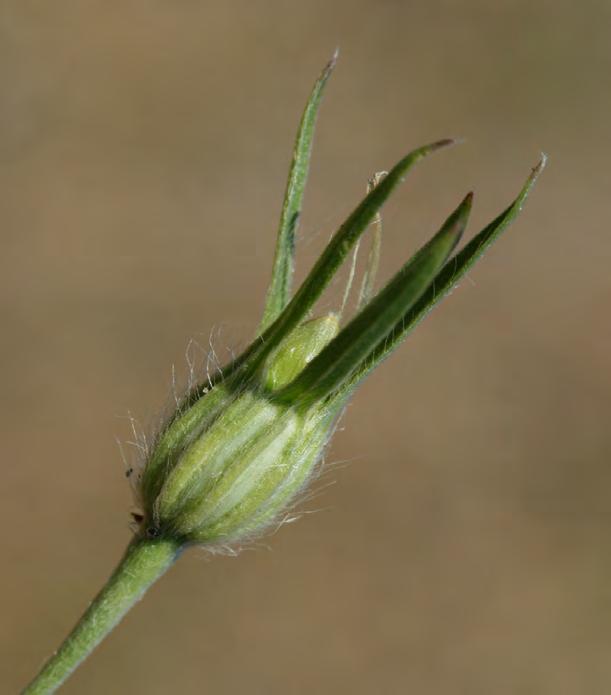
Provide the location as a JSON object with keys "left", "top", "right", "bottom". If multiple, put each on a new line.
{"left": 22, "top": 537, "right": 181, "bottom": 695}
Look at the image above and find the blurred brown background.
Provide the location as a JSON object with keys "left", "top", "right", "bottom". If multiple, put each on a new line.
{"left": 2, "top": 1, "right": 610, "bottom": 693}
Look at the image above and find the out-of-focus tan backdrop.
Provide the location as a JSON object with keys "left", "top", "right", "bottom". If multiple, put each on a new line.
{"left": 2, "top": 2, "right": 610, "bottom": 693}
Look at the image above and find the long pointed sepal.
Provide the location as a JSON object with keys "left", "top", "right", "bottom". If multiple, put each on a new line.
{"left": 259, "top": 51, "right": 338, "bottom": 333}
{"left": 348, "top": 156, "right": 546, "bottom": 386}
{"left": 234, "top": 138, "right": 457, "bottom": 381}
{"left": 275, "top": 193, "right": 473, "bottom": 406}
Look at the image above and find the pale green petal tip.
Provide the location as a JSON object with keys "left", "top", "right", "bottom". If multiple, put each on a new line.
{"left": 264, "top": 314, "right": 340, "bottom": 391}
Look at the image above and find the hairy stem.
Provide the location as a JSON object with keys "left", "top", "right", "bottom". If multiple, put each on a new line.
{"left": 23, "top": 537, "right": 181, "bottom": 695}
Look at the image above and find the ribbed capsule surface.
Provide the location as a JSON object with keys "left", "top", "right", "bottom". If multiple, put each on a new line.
{"left": 140, "top": 315, "right": 342, "bottom": 546}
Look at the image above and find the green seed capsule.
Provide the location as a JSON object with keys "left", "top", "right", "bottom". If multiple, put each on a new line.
{"left": 142, "top": 314, "right": 342, "bottom": 545}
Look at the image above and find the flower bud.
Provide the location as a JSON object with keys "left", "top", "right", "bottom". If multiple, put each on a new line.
{"left": 131, "top": 56, "right": 542, "bottom": 551}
